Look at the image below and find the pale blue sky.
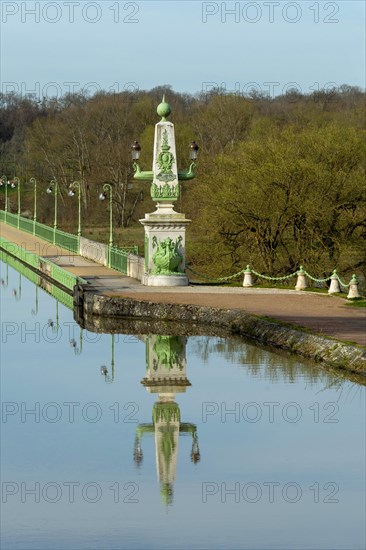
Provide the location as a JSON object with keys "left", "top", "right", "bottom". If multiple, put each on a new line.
{"left": 0, "top": 1, "right": 365, "bottom": 98}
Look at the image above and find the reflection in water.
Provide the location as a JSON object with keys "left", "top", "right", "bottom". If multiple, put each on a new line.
{"left": 70, "top": 326, "right": 83, "bottom": 355}
{"left": 190, "top": 335, "right": 366, "bottom": 388}
{"left": 100, "top": 334, "right": 115, "bottom": 383}
{"left": 1, "top": 253, "right": 365, "bottom": 549}
{"left": 47, "top": 300, "right": 59, "bottom": 333}
{"left": 1, "top": 261, "right": 8, "bottom": 287}
{"left": 11, "top": 272, "right": 21, "bottom": 301}
{"left": 31, "top": 285, "right": 38, "bottom": 316}
{"left": 135, "top": 335, "right": 200, "bottom": 506}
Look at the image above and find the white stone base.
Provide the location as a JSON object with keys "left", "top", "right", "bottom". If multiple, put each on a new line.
{"left": 142, "top": 274, "right": 189, "bottom": 287}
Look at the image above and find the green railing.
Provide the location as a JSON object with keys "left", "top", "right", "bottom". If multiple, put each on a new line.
{"left": 1, "top": 210, "right": 138, "bottom": 274}
{"left": 35, "top": 223, "right": 57, "bottom": 246}
{"left": 0, "top": 236, "right": 87, "bottom": 291}
{"left": 0, "top": 235, "right": 40, "bottom": 270}
{"left": 53, "top": 228, "right": 79, "bottom": 253}
{"left": 19, "top": 216, "right": 34, "bottom": 234}
{"left": 109, "top": 245, "right": 128, "bottom": 273}
{"left": 0, "top": 211, "right": 73, "bottom": 250}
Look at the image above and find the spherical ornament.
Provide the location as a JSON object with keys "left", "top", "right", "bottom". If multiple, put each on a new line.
{"left": 157, "top": 96, "right": 171, "bottom": 119}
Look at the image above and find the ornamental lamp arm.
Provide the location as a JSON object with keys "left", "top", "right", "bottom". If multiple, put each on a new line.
{"left": 178, "top": 162, "right": 197, "bottom": 181}
{"left": 132, "top": 162, "right": 154, "bottom": 181}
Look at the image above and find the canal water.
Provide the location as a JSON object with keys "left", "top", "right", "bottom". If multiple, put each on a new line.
{"left": 1, "top": 257, "right": 365, "bottom": 550}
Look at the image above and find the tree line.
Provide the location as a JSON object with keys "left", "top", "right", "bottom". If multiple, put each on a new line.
{"left": 0, "top": 84, "right": 365, "bottom": 278}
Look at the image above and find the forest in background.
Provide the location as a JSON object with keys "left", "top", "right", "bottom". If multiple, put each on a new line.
{"left": 0, "top": 84, "right": 365, "bottom": 278}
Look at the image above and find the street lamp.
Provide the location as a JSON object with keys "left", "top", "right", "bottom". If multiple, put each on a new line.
{"left": 46, "top": 179, "right": 58, "bottom": 244}
{"left": 131, "top": 140, "right": 141, "bottom": 160}
{"left": 189, "top": 141, "right": 199, "bottom": 160}
{"left": 29, "top": 177, "right": 37, "bottom": 234}
{"left": 13, "top": 177, "right": 21, "bottom": 227}
{"left": 1, "top": 175, "right": 10, "bottom": 220}
{"left": 98, "top": 183, "right": 113, "bottom": 267}
{"left": 68, "top": 180, "right": 82, "bottom": 238}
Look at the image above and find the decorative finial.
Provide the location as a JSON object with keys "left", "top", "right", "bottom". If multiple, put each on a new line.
{"left": 157, "top": 95, "right": 171, "bottom": 121}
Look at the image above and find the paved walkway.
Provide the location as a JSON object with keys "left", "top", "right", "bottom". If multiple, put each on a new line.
{"left": 1, "top": 222, "right": 365, "bottom": 346}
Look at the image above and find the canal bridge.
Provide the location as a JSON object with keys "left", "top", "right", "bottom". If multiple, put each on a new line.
{"left": 1, "top": 218, "right": 366, "bottom": 352}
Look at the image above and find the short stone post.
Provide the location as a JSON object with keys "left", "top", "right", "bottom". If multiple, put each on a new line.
{"left": 243, "top": 265, "right": 253, "bottom": 287}
{"left": 295, "top": 266, "right": 307, "bottom": 291}
{"left": 347, "top": 275, "right": 361, "bottom": 299}
{"left": 328, "top": 270, "right": 341, "bottom": 294}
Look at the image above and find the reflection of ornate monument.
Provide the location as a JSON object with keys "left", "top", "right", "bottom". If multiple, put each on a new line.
{"left": 134, "top": 335, "right": 200, "bottom": 506}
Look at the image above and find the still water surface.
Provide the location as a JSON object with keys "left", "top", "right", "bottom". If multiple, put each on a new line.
{"left": 1, "top": 258, "right": 365, "bottom": 550}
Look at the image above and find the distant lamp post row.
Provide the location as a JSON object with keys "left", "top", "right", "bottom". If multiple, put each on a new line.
{"left": 1, "top": 176, "right": 39, "bottom": 233}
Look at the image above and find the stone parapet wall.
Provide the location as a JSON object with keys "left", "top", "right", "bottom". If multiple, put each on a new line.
{"left": 77, "top": 290, "right": 366, "bottom": 375}
{"left": 79, "top": 237, "right": 108, "bottom": 266}
{"left": 127, "top": 253, "right": 145, "bottom": 281}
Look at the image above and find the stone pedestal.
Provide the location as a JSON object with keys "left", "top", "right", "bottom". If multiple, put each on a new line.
{"left": 140, "top": 206, "right": 190, "bottom": 286}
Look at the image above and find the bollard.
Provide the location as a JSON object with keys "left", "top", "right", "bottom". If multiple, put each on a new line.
{"left": 328, "top": 270, "right": 341, "bottom": 294}
{"left": 243, "top": 265, "right": 253, "bottom": 287}
{"left": 347, "top": 275, "right": 361, "bottom": 299}
{"left": 295, "top": 266, "right": 307, "bottom": 291}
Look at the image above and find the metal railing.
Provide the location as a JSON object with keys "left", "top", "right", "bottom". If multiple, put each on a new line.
{"left": 1, "top": 210, "right": 138, "bottom": 274}
{"left": 109, "top": 245, "right": 129, "bottom": 273}
{"left": 0, "top": 236, "right": 87, "bottom": 291}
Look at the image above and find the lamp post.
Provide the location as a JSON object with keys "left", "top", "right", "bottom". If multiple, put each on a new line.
{"left": 1, "top": 175, "right": 10, "bottom": 221}
{"left": 131, "top": 97, "right": 199, "bottom": 286}
{"left": 14, "top": 177, "right": 21, "bottom": 228}
{"left": 68, "top": 180, "right": 82, "bottom": 239}
{"left": 46, "top": 179, "right": 58, "bottom": 244}
{"left": 98, "top": 183, "right": 113, "bottom": 267}
{"left": 30, "top": 178, "right": 37, "bottom": 235}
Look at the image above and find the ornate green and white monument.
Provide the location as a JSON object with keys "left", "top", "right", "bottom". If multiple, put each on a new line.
{"left": 132, "top": 96, "right": 198, "bottom": 286}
